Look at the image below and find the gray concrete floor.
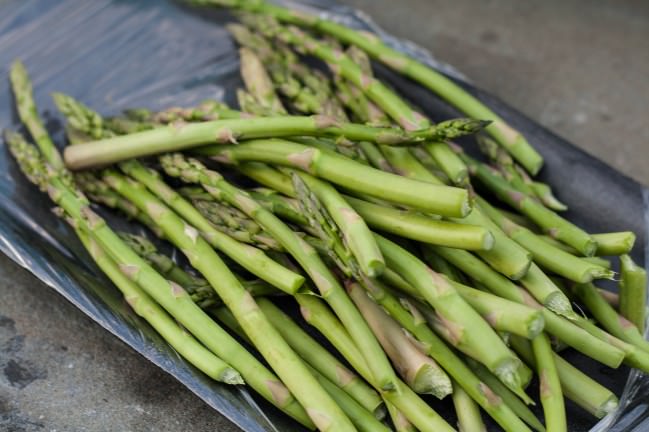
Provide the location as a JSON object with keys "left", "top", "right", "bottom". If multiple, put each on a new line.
{"left": 1, "top": 1, "right": 648, "bottom": 431}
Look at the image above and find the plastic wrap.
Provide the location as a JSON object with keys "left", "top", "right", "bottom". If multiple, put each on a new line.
{"left": 0, "top": 1, "right": 647, "bottom": 430}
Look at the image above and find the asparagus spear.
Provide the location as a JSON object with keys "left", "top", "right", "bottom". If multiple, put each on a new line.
{"left": 160, "top": 154, "right": 399, "bottom": 391}
{"left": 291, "top": 171, "right": 385, "bottom": 277}
{"left": 238, "top": 46, "right": 287, "bottom": 114}
{"left": 531, "top": 182, "right": 568, "bottom": 212}
{"left": 8, "top": 62, "right": 321, "bottom": 426}
{"left": 347, "top": 281, "right": 452, "bottom": 398}
{"left": 409, "top": 295, "right": 533, "bottom": 406}
{"left": 75, "top": 172, "right": 164, "bottom": 237}
{"left": 425, "top": 141, "right": 469, "bottom": 186}
{"left": 450, "top": 281, "right": 545, "bottom": 339}
{"left": 202, "top": 139, "right": 472, "bottom": 217}
{"left": 241, "top": 12, "right": 430, "bottom": 131}
{"left": 63, "top": 110, "right": 486, "bottom": 170}
{"left": 452, "top": 380, "right": 487, "bottom": 432}
{"left": 6, "top": 131, "right": 313, "bottom": 427}
{"left": 327, "top": 36, "right": 470, "bottom": 188}
{"left": 9, "top": 61, "right": 65, "bottom": 170}
{"left": 531, "top": 334, "right": 566, "bottom": 432}
{"left": 619, "top": 254, "right": 648, "bottom": 333}
{"left": 598, "top": 288, "right": 620, "bottom": 308}
{"left": 592, "top": 232, "right": 636, "bottom": 256}
{"left": 192, "top": 199, "right": 283, "bottom": 250}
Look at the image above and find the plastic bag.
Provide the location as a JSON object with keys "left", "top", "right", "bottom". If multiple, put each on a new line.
{"left": 0, "top": 0, "right": 647, "bottom": 430}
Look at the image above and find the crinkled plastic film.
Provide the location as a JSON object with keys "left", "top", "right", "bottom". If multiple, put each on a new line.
{"left": 0, "top": 1, "right": 647, "bottom": 431}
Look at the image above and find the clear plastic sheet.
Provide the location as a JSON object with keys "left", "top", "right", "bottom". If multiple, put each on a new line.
{"left": 0, "top": 1, "right": 647, "bottom": 430}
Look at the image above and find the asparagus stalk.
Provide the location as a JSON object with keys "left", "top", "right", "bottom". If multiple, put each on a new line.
{"left": 568, "top": 314, "right": 649, "bottom": 372}
{"left": 348, "top": 196, "right": 494, "bottom": 251}
{"left": 238, "top": 46, "right": 287, "bottom": 114}
{"left": 462, "top": 153, "right": 596, "bottom": 256}
{"left": 572, "top": 282, "right": 649, "bottom": 353}
{"left": 592, "top": 232, "right": 636, "bottom": 256}
{"left": 410, "top": 296, "right": 533, "bottom": 406}
{"left": 531, "top": 334, "right": 566, "bottom": 432}
{"left": 518, "top": 263, "right": 575, "bottom": 319}
{"left": 582, "top": 256, "right": 612, "bottom": 269}
{"left": 9, "top": 61, "right": 65, "bottom": 170}
{"left": 425, "top": 141, "right": 469, "bottom": 186}
{"left": 374, "top": 234, "right": 530, "bottom": 397}
{"left": 619, "top": 254, "right": 648, "bottom": 333}
{"left": 295, "top": 294, "right": 456, "bottom": 432}
{"left": 63, "top": 109, "right": 486, "bottom": 170}
{"left": 397, "top": 257, "right": 544, "bottom": 339}
{"left": 510, "top": 335, "right": 618, "bottom": 419}
{"left": 161, "top": 154, "right": 399, "bottom": 391}
{"left": 199, "top": 1, "right": 544, "bottom": 173}
{"left": 291, "top": 171, "right": 385, "bottom": 277}
{"left": 347, "top": 282, "right": 453, "bottom": 398}
{"left": 463, "top": 358, "right": 544, "bottom": 432}
{"left": 255, "top": 298, "right": 385, "bottom": 418}
{"left": 203, "top": 139, "right": 472, "bottom": 217}
{"left": 291, "top": 178, "right": 528, "bottom": 429}
{"left": 531, "top": 182, "right": 568, "bottom": 212}
{"left": 6, "top": 131, "right": 313, "bottom": 427}
{"left": 477, "top": 197, "right": 614, "bottom": 283}
{"left": 432, "top": 246, "right": 626, "bottom": 368}
{"left": 451, "top": 280, "right": 545, "bottom": 339}
{"left": 308, "top": 368, "right": 391, "bottom": 432}
{"left": 452, "top": 380, "right": 487, "bottom": 432}
{"left": 192, "top": 199, "right": 283, "bottom": 250}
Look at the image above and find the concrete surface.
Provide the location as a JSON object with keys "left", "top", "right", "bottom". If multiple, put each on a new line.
{"left": 1, "top": 1, "right": 648, "bottom": 431}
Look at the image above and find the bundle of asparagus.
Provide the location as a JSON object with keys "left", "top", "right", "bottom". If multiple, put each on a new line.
{"left": 4, "top": 1, "right": 648, "bottom": 431}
